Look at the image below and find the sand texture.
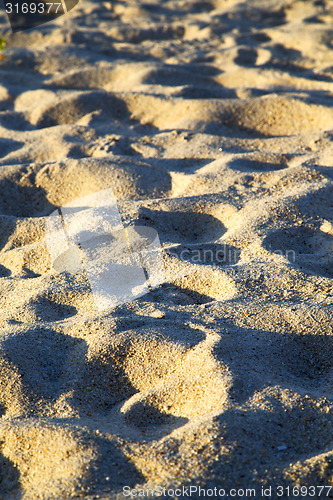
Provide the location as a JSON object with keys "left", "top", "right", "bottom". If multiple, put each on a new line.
{"left": 0, "top": 0, "right": 333, "bottom": 498}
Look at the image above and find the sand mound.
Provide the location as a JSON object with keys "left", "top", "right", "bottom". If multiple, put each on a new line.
{"left": 125, "top": 93, "right": 333, "bottom": 136}
{"left": 220, "top": 95, "right": 333, "bottom": 136}
{"left": 34, "top": 157, "right": 171, "bottom": 204}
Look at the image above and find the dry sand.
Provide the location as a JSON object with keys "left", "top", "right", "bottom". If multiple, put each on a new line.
{"left": 0, "top": 0, "right": 333, "bottom": 498}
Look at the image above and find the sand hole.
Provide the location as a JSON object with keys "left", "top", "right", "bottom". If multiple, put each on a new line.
{"left": 138, "top": 207, "right": 226, "bottom": 244}
{"left": 263, "top": 226, "right": 333, "bottom": 278}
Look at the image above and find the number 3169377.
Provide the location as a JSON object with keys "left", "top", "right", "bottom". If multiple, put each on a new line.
{"left": 5, "top": 3, "right": 62, "bottom": 14}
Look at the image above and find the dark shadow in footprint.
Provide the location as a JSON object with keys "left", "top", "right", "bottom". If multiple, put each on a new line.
{"left": 0, "top": 179, "right": 56, "bottom": 217}
{"left": 235, "top": 48, "right": 258, "bottom": 66}
{"left": 20, "top": 268, "right": 41, "bottom": 279}
{"left": 282, "top": 333, "right": 333, "bottom": 381}
{"left": 142, "top": 63, "right": 230, "bottom": 99}
{"left": 213, "top": 7, "right": 286, "bottom": 34}
{"left": 263, "top": 226, "right": 333, "bottom": 278}
{"left": 312, "top": 165, "right": 333, "bottom": 180}
{"left": 29, "top": 297, "right": 78, "bottom": 322}
{"left": 122, "top": 400, "right": 188, "bottom": 430}
{"left": 0, "top": 216, "right": 18, "bottom": 250}
{"left": 0, "top": 264, "right": 11, "bottom": 277}
{"left": 2, "top": 327, "right": 87, "bottom": 404}
{"left": 203, "top": 400, "right": 333, "bottom": 494}
{"left": 299, "top": 90, "right": 333, "bottom": 107}
{"left": 0, "top": 321, "right": 192, "bottom": 488}
{"left": 264, "top": 226, "right": 326, "bottom": 254}
{"left": 36, "top": 91, "right": 131, "bottom": 129}
{"left": 261, "top": 44, "right": 329, "bottom": 79}
{"left": 1, "top": 323, "right": 175, "bottom": 432}
{"left": 228, "top": 158, "right": 288, "bottom": 172}
{"left": 237, "top": 32, "right": 271, "bottom": 45}
{"left": 0, "top": 111, "right": 33, "bottom": 132}
{"left": 148, "top": 323, "right": 205, "bottom": 346}
{"left": 0, "top": 453, "right": 21, "bottom": 498}
{"left": 292, "top": 184, "right": 333, "bottom": 221}
{"left": 137, "top": 208, "right": 226, "bottom": 244}
{"left": 213, "top": 321, "right": 333, "bottom": 407}
{"left": 175, "top": 85, "right": 237, "bottom": 99}
{"left": 71, "top": 355, "right": 138, "bottom": 415}
{"left": 0, "top": 139, "right": 25, "bottom": 159}
{"left": 80, "top": 434, "right": 144, "bottom": 495}
{"left": 152, "top": 157, "right": 211, "bottom": 173}
{"left": 140, "top": 283, "right": 213, "bottom": 305}
{"left": 143, "top": 64, "right": 220, "bottom": 87}
{"left": 35, "top": 90, "right": 161, "bottom": 136}
{"left": 186, "top": 0, "right": 215, "bottom": 13}
{"left": 71, "top": 321, "right": 206, "bottom": 415}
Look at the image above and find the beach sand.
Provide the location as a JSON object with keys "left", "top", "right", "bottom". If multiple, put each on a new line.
{"left": 0, "top": 0, "right": 332, "bottom": 498}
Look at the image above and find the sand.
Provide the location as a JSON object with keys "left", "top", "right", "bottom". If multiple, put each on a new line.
{"left": 0, "top": 0, "right": 332, "bottom": 498}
